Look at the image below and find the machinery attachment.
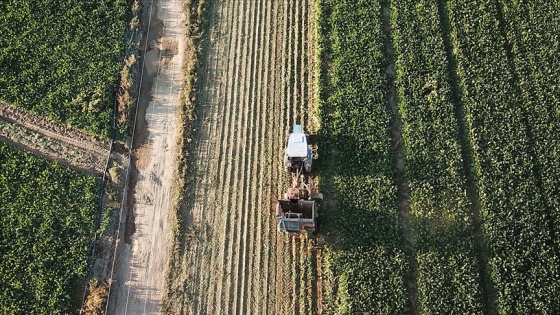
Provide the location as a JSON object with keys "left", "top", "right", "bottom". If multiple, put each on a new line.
{"left": 276, "top": 124, "right": 321, "bottom": 234}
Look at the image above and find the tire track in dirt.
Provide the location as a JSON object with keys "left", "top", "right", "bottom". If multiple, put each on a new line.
{"left": 382, "top": 2, "right": 418, "bottom": 314}
{"left": 107, "top": 0, "right": 185, "bottom": 314}
{"left": 164, "top": 1, "right": 318, "bottom": 314}
{"left": 434, "top": 1, "right": 496, "bottom": 313}
{"left": 0, "top": 102, "right": 110, "bottom": 175}
{"left": 239, "top": 0, "right": 263, "bottom": 313}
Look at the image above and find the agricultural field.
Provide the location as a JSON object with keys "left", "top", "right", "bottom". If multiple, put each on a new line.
{"left": 315, "top": 0, "right": 409, "bottom": 313}
{"left": 0, "top": 0, "right": 129, "bottom": 137}
{"left": 316, "top": 0, "right": 560, "bottom": 314}
{"left": 0, "top": 0, "right": 132, "bottom": 314}
{"left": 0, "top": 142, "right": 98, "bottom": 314}
{"left": 161, "top": 0, "right": 323, "bottom": 314}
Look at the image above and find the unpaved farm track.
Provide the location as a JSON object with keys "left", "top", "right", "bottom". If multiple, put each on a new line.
{"left": 0, "top": 102, "right": 109, "bottom": 175}
{"left": 106, "top": 0, "right": 185, "bottom": 314}
{"left": 165, "top": 0, "right": 321, "bottom": 314}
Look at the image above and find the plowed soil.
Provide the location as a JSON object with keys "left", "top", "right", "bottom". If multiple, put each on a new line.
{"left": 164, "top": 0, "right": 322, "bottom": 314}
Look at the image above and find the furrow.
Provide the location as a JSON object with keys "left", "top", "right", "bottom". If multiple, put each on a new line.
{"left": 218, "top": 0, "right": 244, "bottom": 312}
{"left": 229, "top": 0, "right": 252, "bottom": 313}
{"left": 261, "top": 1, "right": 277, "bottom": 313}
{"left": 251, "top": 0, "right": 270, "bottom": 312}
{"left": 275, "top": 1, "right": 289, "bottom": 313}
{"left": 243, "top": 0, "right": 265, "bottom": 313}
{"left": 205, "top": 0, "right": 236, "bottom": 312}
{"left": 235, "top": 0, "right": 258, "bottom": 313}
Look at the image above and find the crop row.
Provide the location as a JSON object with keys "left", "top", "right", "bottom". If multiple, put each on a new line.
{"left": 446, "top": 0, "right": 560, "bottom": 313}
{"left": 316, "top": 0, "right": 408, "bottom": 313}
{"left": 0, "top": 143, "right": 98, "bottom": 314}
{"left": 496, "top": 0, "right": 560, "bottom": 245}
{"left": 390, "top": 1, "right": 485, "bottom": 313}
{"left": 0, "top": 0, "right": 128, "bottom": 137}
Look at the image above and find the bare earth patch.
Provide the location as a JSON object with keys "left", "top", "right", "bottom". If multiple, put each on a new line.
{"left": 105, "top": 0, "right": 186, "bottom": 313}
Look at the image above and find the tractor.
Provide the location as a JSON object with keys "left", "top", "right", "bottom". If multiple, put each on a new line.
{"left": 284, "top": 125, "right": 313, "bottom": 173}
{"left": 276, "top": 124, "right": 322, "bottom": 234}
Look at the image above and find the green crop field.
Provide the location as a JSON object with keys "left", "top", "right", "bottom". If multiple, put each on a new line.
{"left": 315, "top": 0, "right": 409, "bottom": 313}
{"left": 0, "top": 0, "right": 128, "bottom": 137}
{"left": 0, "top": 143, "right": 98, "bottom": 314}
{"left": 316, "top": 0, "right": 560, "bottom": 314}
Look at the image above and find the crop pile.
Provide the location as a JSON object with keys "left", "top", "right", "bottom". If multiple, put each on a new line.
{"left": 0, "top": 0, "right": 128, "bottom": 137}
{"left": 0, "top": 143, "right": 98, "bottom": 314}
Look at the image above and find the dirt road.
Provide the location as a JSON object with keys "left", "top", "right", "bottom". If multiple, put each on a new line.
{"left": 106, "top": 0, "right": 185, "bottom": 313}
{"left": 165, "top": 0, "right": 322, "bottom": 314}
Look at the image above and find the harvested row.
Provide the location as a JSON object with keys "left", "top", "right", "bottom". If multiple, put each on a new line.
{"left": 164, "top": 0, "right": 319, "bottom": 314}
{"left": 390, "top": 0, "right": 485, "bottom": 313}
{"left": 446, "top": 0, "right": 560, "bottom": 312}
{"left": 0, "top": 102, "right": 111, "bottom": 175}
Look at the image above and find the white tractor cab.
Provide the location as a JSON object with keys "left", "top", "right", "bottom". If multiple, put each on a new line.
{"left": 284, "top": 125, "right": 312, "bottom": 173}
{"left": 277, "top": 124, "right": 321, "bottom": 234}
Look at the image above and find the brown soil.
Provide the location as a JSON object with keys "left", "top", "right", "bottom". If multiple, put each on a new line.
{"left": 105, "top": 0, "right": 184, "bottom": 313}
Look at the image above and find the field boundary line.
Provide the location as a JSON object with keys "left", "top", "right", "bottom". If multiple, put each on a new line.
{"left": 103, "top": 1, "right": 155, "bottom": 312}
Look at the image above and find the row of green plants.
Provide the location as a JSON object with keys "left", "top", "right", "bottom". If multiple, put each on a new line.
{"left": 315, "top": 0, "right": 409, "bottom": 313}
{"left": 0, "top": 143, "right": 98, "bottom": 314}
{"left": 446, "top": 0, "right": 560, "bottom": 313}
{"left": 497, "top": 0, "right": 560, "bottom": 248}
{"left": 0, "top": 0, "right": 129, "bottom": 137}
{"left": 390, "top": 0, "right": 485, "bottom": 313}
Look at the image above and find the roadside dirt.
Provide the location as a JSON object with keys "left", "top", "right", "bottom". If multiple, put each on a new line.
{"left": 105, "top": 0, "right": 185, "bottom": 314}
{"left": 0, "top": 102, "right": 109, "bottom": 175}
{"left": 163, "top": 0, "right": 322, "bottom": 314}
